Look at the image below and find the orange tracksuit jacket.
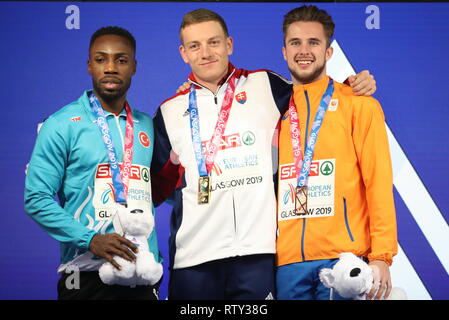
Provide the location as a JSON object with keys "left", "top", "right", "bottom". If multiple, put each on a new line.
{"left": 276, "top": 76, "right": 398, "bottom": 267}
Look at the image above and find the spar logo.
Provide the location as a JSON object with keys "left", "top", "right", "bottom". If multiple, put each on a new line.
{"left": 202, "top": 133, "right": 242, "bottom": 151}
{"left": 280, "top": 161, "right": 320, "bottom": 180}
{"left": 202, "top": 132, "right": 256, "bottom": 151}
{"left": 242, "top": 131, "right": 255, "bottom": 146}
{"left": 280, "top": 164, "right": 296, "bottom": 180}
{"left": 320, "top": 161, "right": 334, "bottom": 175}
{"left": 141, "top": 167, "right": 150, "bottom": 182}
{"left": 96, "top": 164, "right": 143, "bottom": 180}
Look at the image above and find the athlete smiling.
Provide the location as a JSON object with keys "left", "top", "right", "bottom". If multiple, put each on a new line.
{"left": 151, "top": 8, "right": 377, "bottom": 300}
{"left": 276, "top": 5, "right": 397, "bottom": 300}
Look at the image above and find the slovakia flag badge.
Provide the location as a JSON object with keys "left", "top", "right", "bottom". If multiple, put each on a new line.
{"left": 235, "top": 91, "right": 247, "bottom": 104}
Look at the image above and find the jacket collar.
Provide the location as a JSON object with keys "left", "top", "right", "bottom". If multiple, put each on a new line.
{"left": 81, "top": 89, "right": 129, "bottom": 119}
{"left": 188, "top": 63, "right": 237, "bottom": 91}
{"left": 292, "top": 75, "right": 330, "bottom": 97}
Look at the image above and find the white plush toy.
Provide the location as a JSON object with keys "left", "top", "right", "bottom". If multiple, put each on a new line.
{"left": 319, "top": 252, "right": 407, "bottom": 300}
{"left": 99, "top": 206, "right": 163, "bottom": 287}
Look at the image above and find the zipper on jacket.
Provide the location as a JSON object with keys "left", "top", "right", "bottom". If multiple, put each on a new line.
{"left": 343, "top": 197, "right": 355, "bottom": 242}
{"left": 300, "top": 89, "right": 312, "bottom": 262}
{"left": 190, "top": 69, "right": 235, "bottom": 108}
{"left": 113, "top": 114, "right": 125, "bottom": 153}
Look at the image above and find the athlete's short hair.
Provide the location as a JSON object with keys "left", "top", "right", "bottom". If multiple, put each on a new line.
{"left": 89, "top": 26, "right": 136, "bottom": 54}
{"left": 282, "top": 5, "right": 335, "bottom": 47}
{"left": 179, "top": 8, "right": 229, "bottom": 43}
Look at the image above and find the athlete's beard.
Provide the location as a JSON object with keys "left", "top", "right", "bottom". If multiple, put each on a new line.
{"left": 289, "top": 60, "right": 326, "bottom": 85}
{"left": 93, "top": 79, "right": 131, "bottom": 104}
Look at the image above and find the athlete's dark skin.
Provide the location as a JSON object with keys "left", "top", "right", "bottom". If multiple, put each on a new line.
{"left": 87, "top": 34, "right": 139, "bottom": 269}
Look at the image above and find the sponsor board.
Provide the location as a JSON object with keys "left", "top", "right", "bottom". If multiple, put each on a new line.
{"left": 205, "top": 131, "right": 267, "bottom": 192}
{"left": 278, "top": 159, "right": 335, "bottom": 221}
{"left": 93, "top": 163, "right": 152, "bottom": 221}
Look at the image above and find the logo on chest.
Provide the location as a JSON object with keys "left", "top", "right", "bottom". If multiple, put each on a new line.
{"left": 138, "top": 131, "right": 150, "bottom": 148}
{"left": 235, "top": 91, "right": 247, "bottom": 104}
{"left": 202, "top": 133, "right": 242, "bottom": 151}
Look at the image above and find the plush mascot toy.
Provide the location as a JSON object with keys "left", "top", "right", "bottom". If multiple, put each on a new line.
{"left": 319, "top": 252, "right": 407, "bottom": 300}
{"left": 99, "top": 205, "right": 163, "bottom": 287}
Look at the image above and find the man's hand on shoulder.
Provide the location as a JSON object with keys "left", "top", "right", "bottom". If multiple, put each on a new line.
{"left": 347, "top": 70, "right": 377, "bottom": 96}
{"left": 176, "top": 81, "right": 191, "bottom": 93}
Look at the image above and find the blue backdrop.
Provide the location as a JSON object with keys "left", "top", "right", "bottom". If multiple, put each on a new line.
{"left": 0, "top": 2, "right": 448, "bottom": 300}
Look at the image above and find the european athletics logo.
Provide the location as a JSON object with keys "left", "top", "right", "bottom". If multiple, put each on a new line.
{"left": 283, "top": 183, "right": 296, "bottom": 205}
{"left": 100, "top": 183, "right": 115, "bottom": 205}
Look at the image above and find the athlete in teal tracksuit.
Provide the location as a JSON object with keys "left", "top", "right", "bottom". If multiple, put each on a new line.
{"left": 25, "top": 26, "right": 164, "bottom": 300}
{"left": 24, "top": 90, "right": 162, "bottom": 298}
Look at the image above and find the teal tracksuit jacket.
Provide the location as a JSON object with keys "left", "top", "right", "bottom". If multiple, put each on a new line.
{"left": 24, "top": 90, "right": 161, "bottom": 272}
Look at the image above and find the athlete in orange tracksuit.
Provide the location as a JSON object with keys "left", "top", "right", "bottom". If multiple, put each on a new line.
{"left": 276, "top": 75, "right": 398, "bottom": 299}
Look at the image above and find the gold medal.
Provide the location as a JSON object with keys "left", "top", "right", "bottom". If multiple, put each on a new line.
{"left": 295, "top": 186, "right": 308, "bottom": 216}
{"left": 198, "top": 176, "right": 211, "bottom": 204}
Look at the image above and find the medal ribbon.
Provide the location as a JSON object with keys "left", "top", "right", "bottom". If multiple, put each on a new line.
{"left": 288, "top": 79, "right": 334, "bottom": 187}
{"left": 89, "top": 92, "right": 134, "bottom": 203}
{"left": 188, "top": 71, "right": 237, "bottom": 177}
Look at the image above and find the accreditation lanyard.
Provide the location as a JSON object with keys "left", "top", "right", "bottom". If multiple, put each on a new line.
{"left": 188, "top": 72, "right": 237, "bottom": 177}
{"left": 89, "top": 92, "right": 134, "bottom": 204}
{"left": 288, "top": 79, "right": 334, "bottom": 188}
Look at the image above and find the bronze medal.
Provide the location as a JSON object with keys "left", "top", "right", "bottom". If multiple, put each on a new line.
{"left": 295, "top": 186, "right": 308, "bottom": 216}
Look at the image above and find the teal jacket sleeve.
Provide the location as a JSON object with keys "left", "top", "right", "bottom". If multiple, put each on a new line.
{"left": 24, "top": 116, "right": 97, "bottom": 250}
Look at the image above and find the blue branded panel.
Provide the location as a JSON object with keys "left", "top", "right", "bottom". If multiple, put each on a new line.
{"left": 0, "top": 2, "right": 447, "bottom": 299}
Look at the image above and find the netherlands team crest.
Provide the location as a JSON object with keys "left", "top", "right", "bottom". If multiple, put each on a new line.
{"left": 235, "top": 91, "right": 247, "bottom": 104}
{"left": 328, "top": 99, "right": 339, "bottom": 111}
